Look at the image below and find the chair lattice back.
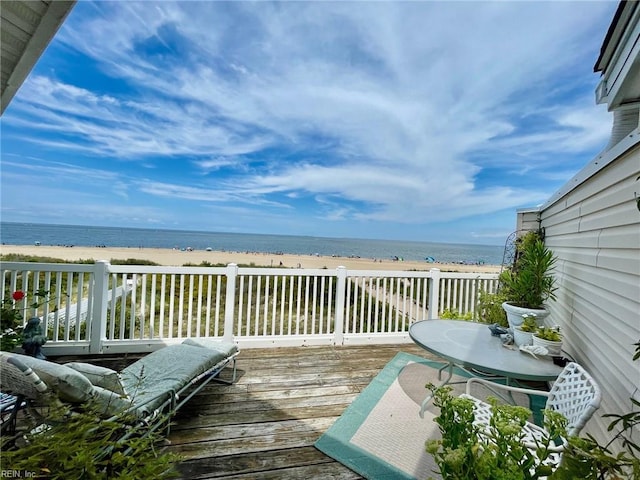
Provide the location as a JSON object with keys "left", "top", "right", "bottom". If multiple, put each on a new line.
{"left": 0, "top": 353, "right": 48, "bottom": 400}
{"left": 547, "top": 362, "right": 601, "bottom": 436}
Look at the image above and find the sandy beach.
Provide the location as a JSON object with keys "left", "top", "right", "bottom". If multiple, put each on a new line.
{"left": 0, "top": 244, "right": 501, "bottom": 273}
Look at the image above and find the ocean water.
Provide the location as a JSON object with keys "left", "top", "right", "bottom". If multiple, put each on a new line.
{"left": 0, "top": 222, "right": 504, "bottom": 265}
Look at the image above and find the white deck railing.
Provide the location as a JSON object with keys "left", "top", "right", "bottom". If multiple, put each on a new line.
{"left": 1, "top": 261, "right": 499, "bottom": 355}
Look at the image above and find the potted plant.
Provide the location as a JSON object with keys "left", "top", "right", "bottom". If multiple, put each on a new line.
{"left": 499, "top": 231, "right": 557, "bottom": 330}
{"left": 512, "top": 313, "right": 539, "bottom": 347}
{"left": 533, "top": 326, "right": 563, "bottom": 355}
{"left": 425, "top": 384, "right": 566, "bottom": 479}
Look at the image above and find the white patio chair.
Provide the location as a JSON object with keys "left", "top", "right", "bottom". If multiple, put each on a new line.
{"left": 460, "top": 362, "right": 601, "bottom": 471}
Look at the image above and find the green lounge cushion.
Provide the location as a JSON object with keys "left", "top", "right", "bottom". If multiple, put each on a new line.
{"left": 181, "top": 338, "right": 238, "bottom": 356}
{"left": 120, "top": 343, "right": 235, "bottom": 413}
{"left": 65, "top": 362, "right": 127, "bottom": 396}
{"left": 1, "top": 341, "right": 237, "bottom": 419}
{"left": 90, "top": 385, "right": 135, "bottom": 417}
{"left": 3, "top": 354, "right": 93, "bottom": 403}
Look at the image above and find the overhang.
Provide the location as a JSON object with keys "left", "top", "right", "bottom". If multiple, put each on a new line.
{"left": 594, "top": 1, "right": 640, "bottom": 110}
{"left": 1, "top": 0, "right": 76, "bottom": 115}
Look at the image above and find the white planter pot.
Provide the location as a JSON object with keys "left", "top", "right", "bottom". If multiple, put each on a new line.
{"left": 513, "top": 327, "right": 534, "bottom": 347}
{"left": 532, "top": 335, "right": 563, "bottom": 356}
{"left": 501, "top": 302, "right": 549, "bottom": 330}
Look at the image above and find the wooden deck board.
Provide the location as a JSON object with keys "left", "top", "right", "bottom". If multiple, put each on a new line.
{"left": 167, "top": 343, "right": 434, "bottom": 479}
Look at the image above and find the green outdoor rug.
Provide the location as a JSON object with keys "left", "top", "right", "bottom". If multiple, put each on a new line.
{"left": 315, "top": 352, "right": 542, "bottom": 480}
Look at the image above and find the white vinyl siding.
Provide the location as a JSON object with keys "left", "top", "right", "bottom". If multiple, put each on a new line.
{"left": 540, "top": 139, "right": 640, "bottom": 446}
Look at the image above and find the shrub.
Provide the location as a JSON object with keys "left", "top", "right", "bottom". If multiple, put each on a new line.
{"left": 425, "top": 384, "right": 566, "bottom": 480}
{"left": 2, "top": 400, "right": 180, "bottom": 479}
{"left": 427, "top": 340, "right": 640, "bottom": 480}
{"left": 475, "top": 289, "right": 508, "bottom": 326}
{"left": 499, "top": 232, "right": 557, "bottom": 309}
{"left": 440, "top": 309, "right": 473, "bottom": 321}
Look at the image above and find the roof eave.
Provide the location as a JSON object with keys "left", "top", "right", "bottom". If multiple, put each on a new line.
{"left": 1, "top": 1, "right": 76, "bottom": 115}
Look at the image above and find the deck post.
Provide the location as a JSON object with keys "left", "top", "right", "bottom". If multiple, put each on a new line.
{"left": 89, "top": 260, "right": 110, "bottom": 353}
{"left": 223, "top": 263, "right": 238, "bottom": 342}
{"left": 427, "top": 268, "right": 441, "bottom": 320}
{"left": 333, "top": 266, "right": 347, "bottom": 345}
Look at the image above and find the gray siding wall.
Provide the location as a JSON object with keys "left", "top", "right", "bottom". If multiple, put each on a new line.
{"left": 516, "top": 209, "right": 540, "bottom": 233}
{"left": 540, "top": 139, "right": 640, "bottom": 445}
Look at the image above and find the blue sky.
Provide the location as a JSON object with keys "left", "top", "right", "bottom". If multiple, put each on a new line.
{"left": 0, "top": 1, "right": 618, "bottom": 245}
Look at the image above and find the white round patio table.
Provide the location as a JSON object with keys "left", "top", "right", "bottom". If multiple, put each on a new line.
{"left": 409, "top": 319, "right": 564, "bottom": 416}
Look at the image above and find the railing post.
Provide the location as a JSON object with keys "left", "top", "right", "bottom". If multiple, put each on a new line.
{"left": 223, "top": 263, "right": 238, "bottom": 342}
{"left": 89, "top": 260, "right": 110, "bottom": 354}
{"left": 334, "top": 266, "right": 347, "bottom": 345}
{"left": 428, "top": 268, "right": 441, "bottom": 320}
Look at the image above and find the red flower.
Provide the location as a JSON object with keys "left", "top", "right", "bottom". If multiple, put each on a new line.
{"left": 11, "top": 290, "right": 25, "bottom": 301}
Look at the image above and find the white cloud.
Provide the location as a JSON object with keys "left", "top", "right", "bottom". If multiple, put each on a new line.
{"left": 1, "top": 1, "right": 617, "bottom": 239}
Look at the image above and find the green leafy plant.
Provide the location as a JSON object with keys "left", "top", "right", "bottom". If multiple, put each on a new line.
{"left": 519, "top": 314, "right": 539, "bottom": 333}
{"left": 551, "top": 340, "right": 640, "bottom": 480}
{"left": 428, "top": 341, "right": 640, "bottom": 480}
{"left": 475, "top": 289, "right": 509, "bottom": 326}
{"left": 2, "top": 400, "right": 180, "bottom": 479}
{"left": 1, "top": 289, "right": 54, "bottom": 352}
{"left": 534, "top": 326, "right": 562, "bottom": 342}
{"left": 1, "top": 291, "right": 26, "bottom": 351}
{"left": 499, "top": 232, "right": 557, "bottom": 309}
{"left": 440, "top": 309, "right": 473, "bottom": 321}
{"left": 425, "top": 384, "right": 567, "bottom": 480}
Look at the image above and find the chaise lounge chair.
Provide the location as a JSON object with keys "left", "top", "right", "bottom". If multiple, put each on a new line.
{"left": 0, "top": 338, "right": 239, "bottom": 435}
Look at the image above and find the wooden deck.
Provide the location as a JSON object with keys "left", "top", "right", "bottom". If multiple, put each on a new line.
{"left": 167, "top": 343, "right": 435, "bottom": 479}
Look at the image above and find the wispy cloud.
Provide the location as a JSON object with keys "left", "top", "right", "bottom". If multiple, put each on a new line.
{"left": 0, "top": 1, "right": 617, "bottom": 243}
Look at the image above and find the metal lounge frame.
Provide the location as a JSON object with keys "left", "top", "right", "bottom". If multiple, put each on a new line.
{"left": 0, "top": 344, "right": 239, "bottom": 438}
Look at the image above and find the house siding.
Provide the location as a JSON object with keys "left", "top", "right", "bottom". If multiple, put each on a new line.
{"left": 540, "top": 139, "right": 640, "bottom": 445}
{"left": 516, "top": 208, "right": 540, "bottom": 232}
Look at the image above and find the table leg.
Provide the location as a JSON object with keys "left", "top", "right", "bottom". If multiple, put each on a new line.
{"left": 419, "top": 362, "right": 454, "bottom": 418}
{"left": 437, "top": 363, "right": 449, "bottom": 380}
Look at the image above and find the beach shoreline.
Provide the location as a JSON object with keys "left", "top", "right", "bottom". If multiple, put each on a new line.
{"left": 0, "top": 245, "right": 501, "bottom": 273}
